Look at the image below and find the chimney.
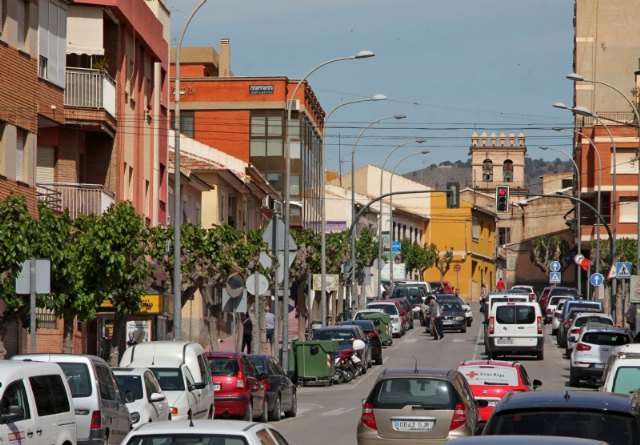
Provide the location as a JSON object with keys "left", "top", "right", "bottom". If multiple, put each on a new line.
{"left": 219, "top": 38, "right": 231, "bottom": 77}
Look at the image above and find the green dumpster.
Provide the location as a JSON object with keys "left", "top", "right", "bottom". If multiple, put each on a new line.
{"left": 293, "top": 339, "right": 338, "bottom": 387}
{"left": 358, "top": 312, "right": 393, "bottom": 346}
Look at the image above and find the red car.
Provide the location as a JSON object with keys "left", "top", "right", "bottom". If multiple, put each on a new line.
{"left": 207, "top": 352, "right": 268, "bottom": 421}
{"left": 457, "top": 360, "right": 542, "bottom": 422}
{"left": 428, "top": 280, "right": 454, "bottom": 294}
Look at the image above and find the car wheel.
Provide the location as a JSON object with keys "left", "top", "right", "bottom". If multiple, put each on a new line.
{"left": 244, "top": 401, "right": 253, "bottom": 421}
{"left": 257, "top": 398, "right": 268, "bottom": 423}
{"left": 375, "top": 355, "right": 383, "bottom": 365}
{"left": 461, "top": 325, "right": 467, "bottom": 333}
{"left": 284, "top": 392, "right": 297, "bottom": 418}
{"left": 536, "top": 350, "right": 544, "bottom": 360}
{"left": 569, "top": 370, "right": 579, "bottom": 387}
{"left": 270, "top": 395, "right": 281, "bottom": 421}
{"left": 467, "top": 319, "right": 472, "bottom": 327}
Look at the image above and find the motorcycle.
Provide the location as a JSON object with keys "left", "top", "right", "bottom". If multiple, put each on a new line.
{"left": 332, "top": 339, "right": 366, "bottom": 384}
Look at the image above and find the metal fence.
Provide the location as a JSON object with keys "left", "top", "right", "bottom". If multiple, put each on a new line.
{"left": 37, "top": 183, "right": 115, "bottom": 219}
{"left": 65, "top": 68, "right": 116, "bottom": 117}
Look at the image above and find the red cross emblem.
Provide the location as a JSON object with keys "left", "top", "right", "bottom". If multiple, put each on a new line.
{"left": 466, "top": 371, "right": 479, "bottom": 379}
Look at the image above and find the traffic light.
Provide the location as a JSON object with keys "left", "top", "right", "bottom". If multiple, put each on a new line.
{"left": 495, "top": 186, "right": 509, "bottom": 213}
{"left": 446, "top": 182, "right": 460, "bottom": 208}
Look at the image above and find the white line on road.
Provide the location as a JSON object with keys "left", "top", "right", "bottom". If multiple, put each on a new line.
{"left": 404, "top": 338, "right": 417, "bottom": 343}
{"left": 472, "top": 323, "right": 484, "bottom": 360}
{"left": 321, "top": 407, "right": 356, "bottom": 416}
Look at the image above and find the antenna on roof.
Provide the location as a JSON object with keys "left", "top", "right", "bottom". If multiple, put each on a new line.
{"left": 188, "top": 410, "right": 194, "bottom": 427}
{"left": 564, "top": 390, "right": 570, "bottom": 401}
{"left": 413, "top": 356, "right": 419, "bottom": 373}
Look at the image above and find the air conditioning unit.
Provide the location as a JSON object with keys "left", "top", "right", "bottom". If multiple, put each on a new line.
{"left": 287, "top": 99, "right": 300, "bottom": 111}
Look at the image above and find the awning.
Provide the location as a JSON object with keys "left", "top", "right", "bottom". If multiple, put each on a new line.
{"left": 67, "top": 5, "right": 104, "bottom": 56}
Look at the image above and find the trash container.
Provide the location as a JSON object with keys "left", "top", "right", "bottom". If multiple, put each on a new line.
{"left": 359, "top": 312, "right": 393, "bottom": 346}
{"left": 294, "top": 339, "right": 338, "bottom": 387}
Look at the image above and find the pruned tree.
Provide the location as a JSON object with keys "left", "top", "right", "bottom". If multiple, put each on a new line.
{"left": 436, "top": 247, "right": 454, "bottom": 280}
{"left": 401, "top": 240, "right": 438, "bottom": 277}
{"left": 530, "top": 235, "right": 569, "bottom": 274}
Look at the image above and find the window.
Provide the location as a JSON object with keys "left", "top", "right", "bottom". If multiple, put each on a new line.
{"left": 503, "top": 159, "right": 513, "bottom": 182}
{"left": 95, "top": 365, "right": 117, "bottom": 401}
{"left": 180, "top": 111, "right": 194, "bottom": 138}
{"left": 30, "top": 374, "right": 71, "bottom": 416}
{"left": 619, "top": 197, "right": 638, "bottom": 223}
{"left": 250, "top": 111, "right": 283, "bottom": 160}
{"left": 290, "top": 175, "right": 300, "bottom": 196}
{"left": 266, "top": 173, "right": 282, "bottom": 191}
{"left": 498, "top": 227, "right": 510, "bottom": 245}
{"left": 0, "top": 380, "right": 30, "bottom": 422}
{"left": 472, "top": 216, "right": 479, "bottom": 241}
{"left": 115, "top": 375, "right": 143, "bottom": 401}
{"left": 39, "top": 56, "right": 48, "bottom": 78}
{"left": 58, "top": 362, "right": 92, "bottom": 397}
{"left": 616, "top": 148, "right": 637, "bottom": 174}
{"left": 482, "top": 159, "right": 493, "bottom": 181}
{"left": 495, "top": 305, "right": 535, "bottom": 324}
{"left": 16, "top": 129, "right": 27, "bottom": 182}
{"left": 17, "top": 0, "right": 29, "bottom": 49}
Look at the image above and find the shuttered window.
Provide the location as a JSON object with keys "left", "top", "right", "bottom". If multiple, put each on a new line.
{"left": 16, "top": 129, "right": 26, "bottom": 181}
{"left": 37, "top": 147, "right": 55, "bottom": 183}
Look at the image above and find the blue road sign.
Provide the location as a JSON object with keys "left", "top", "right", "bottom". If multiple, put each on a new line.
{"left": 590, "top": 273, "right": 604, "bottom": 287}
{"left": 616, "top": 262, "right": 632, "bottom": 279}
{"left": 549, "top": 272, "right": 561, "bottom": 284}
{"left": 550, "top": 261, "right": 561, "bottom": 273}
{"left": 392, "top": 240, "right": 401, "bottom": 252}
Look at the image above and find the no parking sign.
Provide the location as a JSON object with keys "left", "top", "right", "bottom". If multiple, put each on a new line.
{"left": 631, "top": 275, "right": 640, "bottom": 303}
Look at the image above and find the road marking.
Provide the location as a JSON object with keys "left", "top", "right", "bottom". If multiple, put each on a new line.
{"left": 452, "top": 339, "right": 466, "bottom": 343}
{"left": 404, "top": 338, "right": 417, "bottom": 343}
{"left": 321, "top": 407, "right": 356, "bottom": 416}
{"left": 472, "top": 323, "right": 485, "bottom": 360}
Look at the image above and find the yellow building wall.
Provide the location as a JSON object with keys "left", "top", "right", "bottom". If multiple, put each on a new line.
{"left": 424, "top": 191, "right": 496, "bottom": 301}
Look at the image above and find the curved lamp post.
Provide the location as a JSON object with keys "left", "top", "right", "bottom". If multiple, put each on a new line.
{"left": 389, "top": 150, "right": 430, "bottom": 284}
{"left": 350, "top": 114, "right": 406, "bottom": 312}
{"left": 568, "top": 73, "right": 640, "bottom": 275}
{"left": 376, "top": 138, "right": 427, "bottom": 298}
{"left": 173, "top": 0, "right": 207, "bottom": 340}
{"left": 540, "top": 146, "right": 582, "bottom": 294}
{"left": 282, "top": 50, "right": 374, "bottom": 367}
{"left": 320, "top": 94, "right": 387, "bottom": 327}
{"left": 553, "top": 127, "right": 602, "bottom": 275}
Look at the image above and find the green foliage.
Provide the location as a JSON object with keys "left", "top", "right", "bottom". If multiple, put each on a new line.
{"left": 530, "top": 235, "right": 569, "bottom": 273}
{"left": 592, "top": 238, "right": 638, "bottom": 275}
{"left": 326, "top": 232, "right": 349, "bottom": 275}
{"left": 355, "top": 228, "right": 377, "bottom": 272}
{"left": 401, "top": 240, "right": 438, "bottom": 276}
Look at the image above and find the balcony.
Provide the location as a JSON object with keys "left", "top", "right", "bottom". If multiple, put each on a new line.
{"left": 65, "top": 68, "right": 116, "bottom": 117}
{"left": 37, "top": 183, "right": 115, "bottom": 219}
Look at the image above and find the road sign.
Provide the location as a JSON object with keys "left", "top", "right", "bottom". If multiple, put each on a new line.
{"left": 246, "top": 273, "right": 269, "bottom": 296}
{"left": 550, "top": 261, "right": 561, "bottom": 273}
{"left": 631, "top": 275, "right": 640, "bottom": 303}
{"left": 608, "top": 264, "right": 617, "bottom": 280}
{"left": 15, "top": 259, "right": 51, "bottom": 294}
{"left": 574, "top": 254, "right": 585, "bottom": 266}
{"left": 549, "top": 271, "right": 561, "bottom": 284}
{"left": 391, "top": 240, "right": 401, "bottom": 252}
{"left": 262, "top": 217, "right": 297, "bottom": 253}
{"left": 590, "top": 273, "right": 604, "bottom": 287}
{"left": 616, "top": 262, "right": 632, "bottom": 279}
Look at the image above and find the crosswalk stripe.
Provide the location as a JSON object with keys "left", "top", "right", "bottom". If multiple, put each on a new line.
{"left": 321, "top": 407, "right": 356, "bottom": 416}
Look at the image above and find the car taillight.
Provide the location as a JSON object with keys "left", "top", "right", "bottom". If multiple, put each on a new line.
{"left": 90, "top": 410, "right": 102, "bottom": 429}
{"left": 576, "top": 342, "right": 591, "bottom": 351}
{"left": 489, "top": 316, "right": 495, "bottom": 335}
{"left": 361, "top": 401, "right": 377, "bottom": 430}
{"left": 537, "top": 316, "right": 542, "bottom": 334}
{"left": 546, "top": 308, "right": 552, "bottom": 314}
{"left": 530, "top": 293, "right": 535, "bottom": 301}
{"left": 449, "top": 402, "right": 467, "bottom": 431}
{"left": 236, "top": 372, "right": 245, "bottom": 388}
{"left": 262, "top": 379, "right": 270, "bottom": 391}
{"left": 570, "top": 328, "right": 581, "bottom": 335}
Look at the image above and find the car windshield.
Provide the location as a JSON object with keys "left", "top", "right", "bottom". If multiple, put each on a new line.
{"left": 485, "top": 410, "right": 639, "bottom": 443}
{"left": 367, "top": 304, "right": 398, "bottom": 316}
{"left": 392, "top": 287, "right": 423, "bottom": 304}
{"left": 495, "top": 305, "right": 536, "bottom": 324}
{"left": 549, "top": 296, "right": 571, "bottom": 306}
{"left": 314, "top": 329, "right": 356, "bottom": 341}
{"left": 612, "top": 367, "right": 640, "bottom": 394}
{"left": 582, "top": 332, "right": 630, "bottom": 346}
{"left": 124, "top": 433, "right": 250, "bottom": 445}
{"left": 58, "top": 362, "right": 92, "bottom": 398}
{"left": 209, "top": 358, "right": 239, "bottom": 377}
{"left": 551, "top": 288, "right": 579, "bottom": 297}
{"left": 370, "top": 378, "right": 458, "bottom": 409}
{"left": 149, "top": 368, "right": 185, "bottom": 391}
{"left": 459, "top": 366, "right": 519, "bottom": 386}
{"left": 115, "top": 375, "right": 143, "bottom": 401}
{"left": 441, "top": 302, "right": 462, "bottom": 312}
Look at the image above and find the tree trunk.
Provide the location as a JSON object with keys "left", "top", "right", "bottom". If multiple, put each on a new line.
{"left": 62, "top": 314, "right": 75, "bottom": 353}
{"left": 297, "top": 280, "right": 307, "bottom": 341}
{"left": 0, "top": 325, "right": 8, "bottom": 359}
{"left": 235, "top": 313, "right": 243, "bottom": 352}
{"left": 109, "top": 315, "right": 127, "bottom": 367}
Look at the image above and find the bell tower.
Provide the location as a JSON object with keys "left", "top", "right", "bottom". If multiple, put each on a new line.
{"left": 469, "top": 131, "right": 527, "bottom": 196}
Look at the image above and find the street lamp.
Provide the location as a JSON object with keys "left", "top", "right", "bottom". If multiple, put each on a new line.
{"left": 376, "top": 138, "right": 427, "bottom": 298}
{"left": 350, "top": 114, "right": 406, "bottom": 312}
{"left": 282, "top": 50, "right": 374, "bottom": 368}
{"left": 553, "top": 127, "right": 602, "bottom": 275}
{"left": 173, "top": 0, "right": 207, "bottom": 341}
{"left": 568, "top": 73, "right": 640, "bottom": 275}
{"left": 540, "top": 146, "right": 582, "bottom": 294}
{"left": 320, "top": 94, "right": 387, "bottom": 327}
{"left": 389, "top": 150, "right": 430, "bottom": 283}
{"left": 554, "top": 102, "right": 619, "bottom": 319}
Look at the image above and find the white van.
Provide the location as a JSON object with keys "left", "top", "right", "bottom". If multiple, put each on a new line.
{"left": 600, "top": 343, "right": 640, "bottom": 394}
{"left": 11, "top": 354, "right": 131, "bottom": 445}
{"left": 486, "top": 302, "right": 544, "bottom": 360}
{"left": 0, "top": 361, "right": 76, "bottom": 445}
{"left": 119, "top": 341, "right": 214, "bottom": 421}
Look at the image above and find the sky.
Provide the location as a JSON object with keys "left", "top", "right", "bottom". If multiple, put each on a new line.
{"left": 166, "top": 0, "right": 577, "bottom": 175}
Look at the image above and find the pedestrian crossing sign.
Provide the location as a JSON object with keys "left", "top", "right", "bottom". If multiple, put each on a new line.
{"left": 616, "top": 262, "right": 632, "bottom": 279}
{"left": 549, "top": 272, "right": 561, "bottom": 284}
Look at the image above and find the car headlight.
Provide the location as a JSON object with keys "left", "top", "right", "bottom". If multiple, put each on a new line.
{"left": 454, "top": 316, "right": 465, "bottom": 321}
{"left": 130, "top": 412, "right": 141, "bottom": 424}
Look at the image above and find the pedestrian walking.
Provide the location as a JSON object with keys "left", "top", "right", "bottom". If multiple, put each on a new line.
{"left": 265, "top": 309, "right": 275, "bottom": 349}
{"left": 496, "top": 277, "right": 506, "bottom": 291}
{"left": 428, "top": 296, "right": 444, "bottom": 340}
{"left": 242, "top": 314, "right": 252, "bottom": 354}
{"left": 480, "top": 283, "right": 488, "bottom": 313}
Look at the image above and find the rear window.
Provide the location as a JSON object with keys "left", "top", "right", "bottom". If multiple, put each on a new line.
{"left": 549, "top": 296, "right": 571, "bottom": 306}
{"left": 458, "top": 366, "right": 519, "bottom": 386}
{"left": 29, "top": 374, "right": 71, "bottom": 415}
{"left": 612, "top": 367, "right": 640, "bottom": 394}
{"left": 550, "top": 288, "right": 579, "bottom": 297}
{"left": 495, "top": 305, "right": 536, "bottom": 324}
{"left": 115, "top": 375, "right": 143, "bottom": 401}
{"left": 369, "top": 378, "right": 458, "bottom": 409}
{"left": 209, "top": 358, "right": 239, "bottom": 376}
{"left": 314, "top": 329, "right": 356, "bottom": 341}
{"left": 484, "top": 410, "right": 639, "bottom": 443}
{"left": 367, "top": 304, "right": 398, "bottom": 316}
{"left": 565, "top": 303, "right": 601, "bottom": 316}
{"left": 124, "top": 434, "right": 250, "bottom": 445}
{"left": 576, "top": 316, "right": 613, "bottom": 327}
{"left": 582, "top": 332, "right": 630, "bottom": 346}
{"left": 58, "top": 362, "right": 92, "bottom": 398}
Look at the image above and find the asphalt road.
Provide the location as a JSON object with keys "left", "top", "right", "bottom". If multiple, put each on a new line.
{"left": 273, "top": 309, "right": 574, "bottom": 444}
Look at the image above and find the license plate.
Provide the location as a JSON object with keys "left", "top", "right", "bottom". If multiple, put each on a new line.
{"left": 593, "top": 363, "right": 605, "bottom": 369}
{"left": 392, "top": 420, "right": 434, "bottom": 432}
{"left": 443, "top": 320, "right": 453, "bottom": 325}
{"left": 213, "top": 383, "right": 221, "bottom": 391}
{"left": 487, "top": 400, "right": 499, "bottom": 406}
{"left": 497, "top": 338, "right": 514, "bottom": 345}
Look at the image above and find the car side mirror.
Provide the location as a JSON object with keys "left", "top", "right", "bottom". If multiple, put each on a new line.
{"left": 259, "top": 372, "right": 268, "bottom": 380}
{"left": 475, "top": 399, "right": 489, "bottom": 407}
{"left": 532, "top": 379, "right": 542, "bottom": 390}
{"left": 568, "top": 335, "right": 578, "bottom": 343}
{"left": 149, "top": 392, "right": 165, "bottom": 402}
{"left": 188, "top": 382, "right": 206, "bottom": 391}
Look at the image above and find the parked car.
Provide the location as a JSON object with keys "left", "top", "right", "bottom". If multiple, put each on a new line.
{"left": 207, "top": 352, "right": 268, "bottom": 421}
{"left": 457, "top": 360, "right": 541, "bottom": 423}
{"left": 113, "top": 367, "right": 171, "bottom": 426}
{"left": 0, "top": 361, "right": 77, "bottom": 445}
{"left": 337, "top": 319, "right": 383, "bottom": 365}
{"left": 391, "top": 284, "right": 428, "bottom": 317}
{"left": 510, "top": 285, "right": 537, "bottom": 302}
{"left": 367, "top": 301, "right": 405, "bottom": 337}
{"left": 545, "top": 295, "right": 574, "bottom": 323}
{"left": 313, "top": 325, "right": 371, "bottom": 371}
{"left": 439, "top": 300, "right": 467, "bottom": 333}
{"left": 485, "top": 302, "right": 544, "bottom": 360}
{"left": 539, "top": 286, "right": 580, "bottom": 314}
{"left": 437, "top": 294, "right": 473, "bottom": 326}
{"left": 120, "top": 419, "right": 292, "bottom": 445}
{"left": 12, "top": 353, "right": 132, "bottom": 445}
{"left": 446, "top": 436, "right": 609, "bottom": 445}
{"left": 390, "top": 297, "right": 415, "bottom": 330}
{"left": 565, "top": 313, "right": 614, "bottom": 356}
{"left": 601, "top": 343, "right": 640, "bottom": 394}
{"left": 481, "top": 390, "right": 640, "bottom": 443}
{"left": 357, "top": 367, "right": 485, "bottom": 444}
{"left": 557, "top": 301, "right": 604, "bottom": 347}
{"left": 247, "top": 354, "right": 297, "bottom": 421}
{"left": 569, "top": 326, "right": 632, "bottom": 387}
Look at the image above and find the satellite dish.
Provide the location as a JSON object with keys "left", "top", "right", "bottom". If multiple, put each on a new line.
{"left": 226, "top": 273, "right": 245, "bottom": 298}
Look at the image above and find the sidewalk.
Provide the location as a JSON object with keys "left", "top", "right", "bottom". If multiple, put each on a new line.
{"left": 217, "top": 311, "right": 301, "bottom": 353}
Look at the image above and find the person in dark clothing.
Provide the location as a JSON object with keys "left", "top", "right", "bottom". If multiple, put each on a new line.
{"left": 426, "top": 296, "right": 444, "bottom": 340}
{"left": 242, "top": 314, "right": 252, "bottom": 353}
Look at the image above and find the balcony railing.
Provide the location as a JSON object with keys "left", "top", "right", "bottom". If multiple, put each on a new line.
{"left": 65, "top": 68, "right": 116, "bottom": 117}
{"left": 37, "top": 183, "right": 115, "bottom": 219}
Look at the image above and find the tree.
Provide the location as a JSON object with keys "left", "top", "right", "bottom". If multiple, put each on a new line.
{"left": 0, "top": 194, "right": 33, "bottom": 358}
{"left": 401, "top": 240, "right": 438, "bottom": 277}
{"left": 436, "top": 247, "right": 454, "bottom": 280}
{"left": 530, "top": 235, "right": 570, "bottom": 273}
{"left": 355, "top": 228, "right": 378, "bottom": 274}
{"left": 290, "top": 229, "right": 319, "bottom": 339}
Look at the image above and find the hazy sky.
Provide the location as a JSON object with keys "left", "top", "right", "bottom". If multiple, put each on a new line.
{"left": 166, "top": 0, "right": 576, "bottom": 174}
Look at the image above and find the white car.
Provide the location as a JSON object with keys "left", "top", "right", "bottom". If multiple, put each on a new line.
{"left": 600, "top": 343, "right": 640, "bottom": 394}
{"left": 550, "top": 300, "right": 572, "bottom": 334}
{"left": 569, "top": 326, "right": 632, "bottom": 387}
{"left": 545, "top": 295, "right": 573, "bottom": 322}
{"left": 365, "top": 302, "right": 404, "bottom": 337}
{"left": 510, "top": 285, "right": 537, "bottom": 302}
{"left": 565, "top": 313, "right": 613, "bottom": 356}
{"left": 485, "top": 302, "right": 544, "bottom": 360}
{"left": 121, "top": 419, "right": 292, "bottom": 445}
{"left": 113, "top": 367, "right": 171, "bottom": 426}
